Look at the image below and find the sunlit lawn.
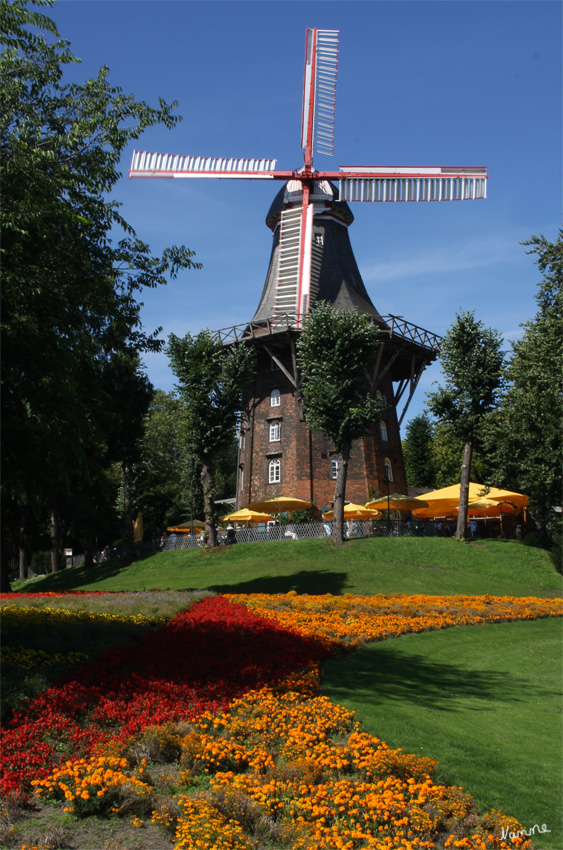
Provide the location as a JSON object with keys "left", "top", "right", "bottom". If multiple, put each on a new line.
{"left": 323, "top": 616, "right": 563, "bottom": 850}
{"left": 13, "top": 537, "right": 562, "bottom": 598}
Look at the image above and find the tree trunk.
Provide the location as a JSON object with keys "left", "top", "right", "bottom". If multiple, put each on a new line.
{"left": 455, "top": 440, "right": 473, "bottom": 540}
{"left": 201, "top": 458, "right": 217, "bottom": 548}
{"left": 82, "top": 539, "right": 94, "bottom": 569}
{"left": 0, "top": 531, "right": 12, "bottom": 591}
{"left": 50, "top": 511, "right": 60, "bottom": 573}
{"left": 19, "top": 517, "right": 28, "bottom": 581}
{"left": 122, "top": 462, "right": 135, "bottom": 563}
{"left": 332, "top": 441, "right": 351, "bottom": 545}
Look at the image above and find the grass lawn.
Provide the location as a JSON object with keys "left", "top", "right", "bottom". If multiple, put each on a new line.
{"left": 13, "top": 537, "right": 562, "bottom": 598}
{"left": 322, "top": 617, "right": 563, "bottom": 850}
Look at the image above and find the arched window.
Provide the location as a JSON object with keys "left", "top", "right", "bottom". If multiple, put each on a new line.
{"left": 270, "top": 388, "right": 281, "bottom": 407}
{"left": 269, "top": 420, "right": 281, "bottom": 442}
{"left": 384, "top": 457, "right": 393, "bottom": 482}
{"left": 377, "top": 390, "right": 387, "bottom": 407}
{"left": 269, "top": 458, "right": 281, "bottom": 484}
{"left": 380, "top": 421, "right": 388, "bottom": 442}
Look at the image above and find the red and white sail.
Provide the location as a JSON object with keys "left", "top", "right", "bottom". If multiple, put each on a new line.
{"left": 129, "top": 27, "right": 487, "bottom": 324}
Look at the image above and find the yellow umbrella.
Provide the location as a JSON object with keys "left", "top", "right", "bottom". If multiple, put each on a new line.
{"left": 133, "top": 512, "right": 144, "bottom": 542}
{"left": 456, "top": 498, "right": 519, "bottom": 517}
{"left": 246, "top": 496, "right": 312, "bottom": 513}
{"left": 366, "top": 493, "right": 428, "bottom": 512}
{"left": 220, "top": 508, "right": 275, "bottom": 525}
{"left": 167, "top": 519, "right": 206, "bottom": 533}
{"left": 322, "top": 503, "right": 382, "bottom": 521}
{"left": 482, "top": 487, "right": 528, "bottom": 509}
{"left": 412, "top": 482, "right": 490, "bottom": 519}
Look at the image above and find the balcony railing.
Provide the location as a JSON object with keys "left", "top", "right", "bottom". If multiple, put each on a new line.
{"left": 213, "top": 313, "right": 441, "bottom": 355}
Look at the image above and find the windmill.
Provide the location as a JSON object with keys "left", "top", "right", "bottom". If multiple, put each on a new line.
{"left": 130, "top": 28, "right": 486, "bottom": 327}
{"left": 129, "top": 28, "right": 487, "bottom": 509}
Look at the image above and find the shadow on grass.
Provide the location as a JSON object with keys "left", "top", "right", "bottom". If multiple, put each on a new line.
{"left": 208, "top": 569, "right": 349, "bottom": 596}
{"left": 14, "top": 559, "right": 130, "bottom": 592}
{"left": 322, "top": 642, "right": 548, "bottom": 712}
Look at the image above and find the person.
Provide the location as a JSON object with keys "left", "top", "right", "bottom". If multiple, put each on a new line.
{"left": 226, "top": 524, "right": 237, "bottom": 545}
{"left": 469, "top": 519, "right": 477, "bottom": 538}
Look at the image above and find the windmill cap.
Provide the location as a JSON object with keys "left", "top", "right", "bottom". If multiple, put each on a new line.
{"left": 265, "top": 180, "right": 354, "bottom": 231}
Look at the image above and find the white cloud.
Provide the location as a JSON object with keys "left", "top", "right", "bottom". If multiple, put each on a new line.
{"left": 362, "top": 234, "right": 522, "bottom": 283}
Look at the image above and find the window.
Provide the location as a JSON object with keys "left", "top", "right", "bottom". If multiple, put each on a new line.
{"left": 269, "top": 458, "right": 281, "bottom": 484}
{"left": 269, "top": 420, "right": 281, "bottom": 442}
{"left": 331, "top": 458, "right": 339, "bottom": 479}
{"left": 377, "top": 391, "right": 387, "bottom": 407}
{"left": 384, "top": 457, "right": 393, "bottom": 482}
{"left": 270, "top": 388, "right": 281, "bottom": 407}
{"left": 380, "top": 421, "right": 388, "bottom": 442}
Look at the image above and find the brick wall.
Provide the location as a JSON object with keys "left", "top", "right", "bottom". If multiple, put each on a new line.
{"left": 237, "top": 341, "right": 408, "bottom": 511}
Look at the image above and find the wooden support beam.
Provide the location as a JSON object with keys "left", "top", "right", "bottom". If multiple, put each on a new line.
{"left": 262, "top": 342, "right": 298, "bottom": 388}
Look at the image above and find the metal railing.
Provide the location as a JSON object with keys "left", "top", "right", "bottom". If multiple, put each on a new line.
{"left": 161, "top": 520, "right": 418, "bottom": 550}
{"left": 212, "top": 313, "right": 441, "bottom": 355}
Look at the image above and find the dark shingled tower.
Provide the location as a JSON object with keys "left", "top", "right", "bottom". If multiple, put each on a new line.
{"left": 230, "top": 178, "right": 440, "bottom": 512}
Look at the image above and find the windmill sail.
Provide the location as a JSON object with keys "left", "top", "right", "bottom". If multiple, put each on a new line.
{"left": 301, "top": 28, "right": 339, "bottom": 161}
{"left": 338, "top": 166, "right": 487, "bottom": 202}
{"left": 273, "top": 207, "right": 303, "bottom": 315}
{"left": 129, "top": 27, "right": 487, "bottom": 328}
{"left": 129, "top": 150, "right": 278, "bottom": 179}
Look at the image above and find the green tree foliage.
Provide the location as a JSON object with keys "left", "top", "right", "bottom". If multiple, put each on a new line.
{"left": 427, "top": 311, "right": 505, "bottom": 539}
{"left": 296, "top": 302, "right": 382, "bottom": 543}
{"left": 429, "top": 421, "right": 493, "bottom": 490}
{"left": 402, "top": 414, "right": 436, "bottom": 488}
{"left": 486, "top": 232, "right": 563, "bottom": 547}
{"left": 0, "top": 0, "right": 200, "bottom": 586}
{"left": 167, "top": 331, "right": 255, "bottom": 547}
{"left": 134, "top": 391, "right": 190, "bottom": 538}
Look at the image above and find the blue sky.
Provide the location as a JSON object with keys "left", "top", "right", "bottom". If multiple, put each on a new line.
{"left": 51, "top": 0, "right": 561, "bottom": 427}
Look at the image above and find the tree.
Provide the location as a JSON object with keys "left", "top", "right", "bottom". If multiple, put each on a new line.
{"left": 167, "top": 331, "right": 255, "bottom": 548}
{"left": 134, "top": 391, "right": 191, "bottom": 538}
{"left": 0, "top": 0, "right": 200, "bottom": 587}
{"left": 486, "top": 232, "right": 563, "bottom": 546}
{"left": 296, "top": 302, "right": 382, "bottom": 544}
{"left": 427, "top": 311, "right": 505, "bottom": 540}
{"left": 402, "top": 414, "right": 436, "bottom": 488}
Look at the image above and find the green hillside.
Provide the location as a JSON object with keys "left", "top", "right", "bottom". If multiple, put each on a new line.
{"left": 13, "top": 537, "right": 562, "bottom": 597}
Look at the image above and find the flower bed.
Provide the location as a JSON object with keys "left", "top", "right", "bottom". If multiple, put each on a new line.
{"left": 227, "top": 592, "right": 563, "bottom": 650}
{"left": 2, "top": 591, "right": 560, "bottom": 849}
{"left": 0, "top": 596, "right": 329, "bottom": 797}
